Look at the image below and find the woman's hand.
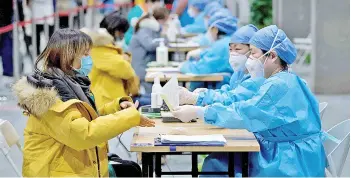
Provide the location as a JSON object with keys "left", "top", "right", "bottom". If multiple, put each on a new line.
{"left": 120, "top": 100, "right": 139, "bottom": 109}
{"left": 139, "top": 115, "right": 155, "bottom": 127}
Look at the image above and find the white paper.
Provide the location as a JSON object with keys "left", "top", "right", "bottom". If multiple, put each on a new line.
{"left": 161, "top": 77, "right": 179, "bottom": 110}
{"left": 161, "top": 134, "right": 226, "bottom": 143}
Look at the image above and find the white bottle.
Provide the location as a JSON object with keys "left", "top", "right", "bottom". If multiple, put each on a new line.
{"left": 151, "top": 77, "right": 163, "bottom": 108}
{"left": 156, "top": 39, "right": 168, "bottom": 66}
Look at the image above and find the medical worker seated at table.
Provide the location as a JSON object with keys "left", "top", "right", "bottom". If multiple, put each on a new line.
{"left": 12, "top": 29, "right": 155, "bottom": 177}
{"left": 125, "top": 0, "right": 162, "bottom": 46}
{"left": 179, "top": 24, "right": 266, "bottom": 107}
{"left": 180, "top": 0, "right": 210, "bottom": 34}
{"left": 173, "top": 25, "right": 326, "bottom": 177}
{"left": 180, "top": 11, "right": 237, "bottom": 91}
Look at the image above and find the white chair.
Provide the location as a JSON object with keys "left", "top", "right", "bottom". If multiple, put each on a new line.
{"left": 0, "top": 119, "right": 22, "bottom": 177}
{"left": 323, "top": 119, "right": 350, "bottom": 177}
{"left": 319, "top": 102, "right": 329, "bottom": 120}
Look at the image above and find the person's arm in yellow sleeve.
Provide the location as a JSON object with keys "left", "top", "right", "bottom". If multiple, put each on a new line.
{"left": 46, "top": 107, "right": 141, "bottom": 151}
{"left": 98, "top": 96, "right": 132, "bottom": 115}
{"left": 94, "top": 53, "right": 136, "bottom": 80}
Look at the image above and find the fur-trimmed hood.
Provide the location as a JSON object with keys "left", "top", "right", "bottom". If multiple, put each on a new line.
{"left": 138, "top": 17, "right": 160, "bottom": 32}
{"left": 12, "top": 77, "right": 58, "bottom": 116}
{"left": 80, "top": 28, "right": 115, "bottom": 47}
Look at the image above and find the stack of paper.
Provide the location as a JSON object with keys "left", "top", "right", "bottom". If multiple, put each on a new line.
{"left": 157, "top": 134, "right": 227, "bottom": 146}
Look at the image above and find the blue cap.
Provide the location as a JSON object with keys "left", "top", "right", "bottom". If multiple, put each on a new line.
{"left": 203, "top": 1, "right": 223, "bottom": 16}
{"left": 189, "top": 0, "right": 211, "bottom": 11}
{"left": 231, "top": 24, "right": 258, "bottom": 44}
{"left": 249, "top": 25, "right": 297, "bottom": 64}
{"left": 209, "top": 16, "right": 238, "bottom": 35}
{"left": 208, "top": 8, "right": 232, "bottom": 28}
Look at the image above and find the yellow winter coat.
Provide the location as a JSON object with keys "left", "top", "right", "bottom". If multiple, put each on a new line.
{"left": 13, "top": 77, "right": 140, "bottom": 177}
{"left": 81, "top": 28, "right": 140, "bottom": 110}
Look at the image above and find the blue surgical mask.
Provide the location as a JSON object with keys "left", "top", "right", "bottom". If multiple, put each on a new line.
{"left": 76, "top": 56, "right": 93, "bottom": 76}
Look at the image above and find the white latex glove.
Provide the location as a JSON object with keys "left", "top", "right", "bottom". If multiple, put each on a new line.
{"left": 186, "top": 49, "right": 202, "bottom": 60}
{"left": 193, "top": 88, "right": 207, "bottom": 93}
{"left": 178, "top": 86, "right": 199, "bottom": 105}
{"left": 172, "top": 105, "right": 205, "bottom": 123}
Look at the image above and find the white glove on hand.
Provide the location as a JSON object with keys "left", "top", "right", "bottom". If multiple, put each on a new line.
{"left": 172, "top": 105, "right": 205, "bottom": 123}
{"left": 186, "top": 49, "right": 202, "bottom": 60}
{"left": 193, "top": 88, "right": 207, "bottom": 93}
{"left": 178, "top": 86, "right": 199, "bottom": 105}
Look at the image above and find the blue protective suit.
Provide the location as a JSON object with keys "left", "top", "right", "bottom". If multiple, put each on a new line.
{"left": 180, "top": 36, "right": 233, "bottom": 90}
{"left": 196, "top": 74, "right": 265, "bottom": 106}
{"left": 202, "top": 71, "right": 326, "bottom": 177}
{"left": 172, "top": 0, "right": 194, "bottom": 27}
{"left": 125, "top": 5, "right": 144, "bottom": 46}
{"left": 182, "top": 12, "right": 207, "bottom": 34}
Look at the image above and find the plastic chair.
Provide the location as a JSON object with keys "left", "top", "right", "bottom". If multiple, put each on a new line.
{"left": 323, "top": 119, "right": 350, "bottom": 177}
{"left": 319, "top": 102, "right": 328, "bottom": 120}
{"left": 0, "top": 119, "right": 22, "bottom": 177}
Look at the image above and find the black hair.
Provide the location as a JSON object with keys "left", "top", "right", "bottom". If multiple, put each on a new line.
{"left": 218, "top": 30, "right": 226, "bottom": 37}
{"left": 262, "top": 50, "right": 288, "bottom": 70}
{"left": 100, "top": 11, "right": 129, "bottom": 36}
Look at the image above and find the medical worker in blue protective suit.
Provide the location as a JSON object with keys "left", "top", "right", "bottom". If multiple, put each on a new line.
{"left": 189, "top": 3, "right": 225, "bottom": 46}
{"left": 181, "top": 14, "right": 237, "bottom": 91}
{"left": 179, "top": 24, "right": 265, "bottom": 107}
{"left": 173, "top": 25, "right": 326, "bottom": 177}
{"left": 172, "top": 0, "right": 194, "bottom": 27}
{"left": 181, "top": 0, "right": 211, "bottom": 34}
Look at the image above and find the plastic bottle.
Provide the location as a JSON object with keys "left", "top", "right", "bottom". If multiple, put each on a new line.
{"left": 156, "top": 39, "right": 168, "bottom": 66}
{"left": 151, "top": 77, "right": 163, "bottom": 108}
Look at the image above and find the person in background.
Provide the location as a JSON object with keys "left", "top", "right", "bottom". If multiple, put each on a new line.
{"left": 0, "top": 0, "right": 28, "bottom": 87}
{"left": 171, "top": 0, "right": 193, "bottom": 27}
{"left": 188, "top": 2, "right": 225, "bottom": 46}
{"left": 56, "top": 0, "right": 80, "bottom": 28}
{"left": 13, "top": 29, "right": 155, "bottom": 177}
{"left": 129, "top": 7, "right": 169, "bottom": 105}
{"left": 81, "top": 12, "right": 140, "bottom": 110}
{"left": 180, "top": 0, "right": 210, "bottom": 34}
{"left": 124, "top": 0, "right": 162, "bottom": 46}
{"left": 27, "top": 0, "right": 55, "bottom": 55}
{"left": 181, "top": 11, "right": 237, "bottom": 91}
{"left": 179, "top": 24, "right": 264, "bottom": 107}
{"left": 172, "top": 25, "right": 327, "bottom": 177}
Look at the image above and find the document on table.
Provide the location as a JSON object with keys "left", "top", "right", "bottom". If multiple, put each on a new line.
{"left": 160, "top": 134, "right": 227, "bottom": 145}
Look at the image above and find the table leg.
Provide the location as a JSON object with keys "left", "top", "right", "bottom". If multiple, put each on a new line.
{"left": 155, "top": 153, "right": 162, "bottom": 177}
{"left": 191, "top": 153, "right": 199, "bottom": 177}
{"left": 148, "top": 153, "right": 154, "bottom": 177}
{"left": 141, "top": 153, "right": 149, "bottom": 177}
{"left": 204, "top": 82, "right": 209, "bottom": 89}
{"left": 242, "top": 152, "right": 249, "bottom": 177}
{"left": 228, "top": 152, "right": 234, "bottom": 177}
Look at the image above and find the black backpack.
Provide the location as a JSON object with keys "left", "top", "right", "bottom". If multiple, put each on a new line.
{"left": 107, "top": 153, "right": 142, "bottom": 177}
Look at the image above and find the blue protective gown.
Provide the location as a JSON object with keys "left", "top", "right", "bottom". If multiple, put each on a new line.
{"left": 181, "top": 12, "right": 207, "bottom": 34}
{"left": 180, "top": 36, "right": 233, "bottom": 90}
{"left": 196, "top": 75, "right": 265, "bottom": 106}
{"left": 202, "top": 71, "right": 326, "bottom": 177}
{"left": 172, "top": 0, "right": 194, "bottom": 27}
{"left": 125, "top": 5, "right": 144, "bottom": 46}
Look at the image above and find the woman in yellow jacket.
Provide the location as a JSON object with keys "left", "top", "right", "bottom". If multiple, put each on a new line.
{"left": 81, "top": 12, "right": 140, "bottom": 110}
{"left": 13, "top": 29, "right": 154, "bottom": 177}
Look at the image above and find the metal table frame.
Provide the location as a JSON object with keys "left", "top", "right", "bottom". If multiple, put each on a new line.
{"left": 141, "top": 152, "right": 249, "bottom": 177}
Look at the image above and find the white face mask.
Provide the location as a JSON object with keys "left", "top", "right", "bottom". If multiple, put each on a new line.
{"left": 187, "top": 8, "right": 197, "bottom": 18}
{"left": 245, "top": 57, "right": 265, "bottom": 78}
{"left": 229, "top": 51, "right": 249, "bottom": 72}
{"left": 205, "top": 30, "right": 215, "bottom": 43}
{"left": 246, "top": 30, "right": 287, "bottom": 78}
